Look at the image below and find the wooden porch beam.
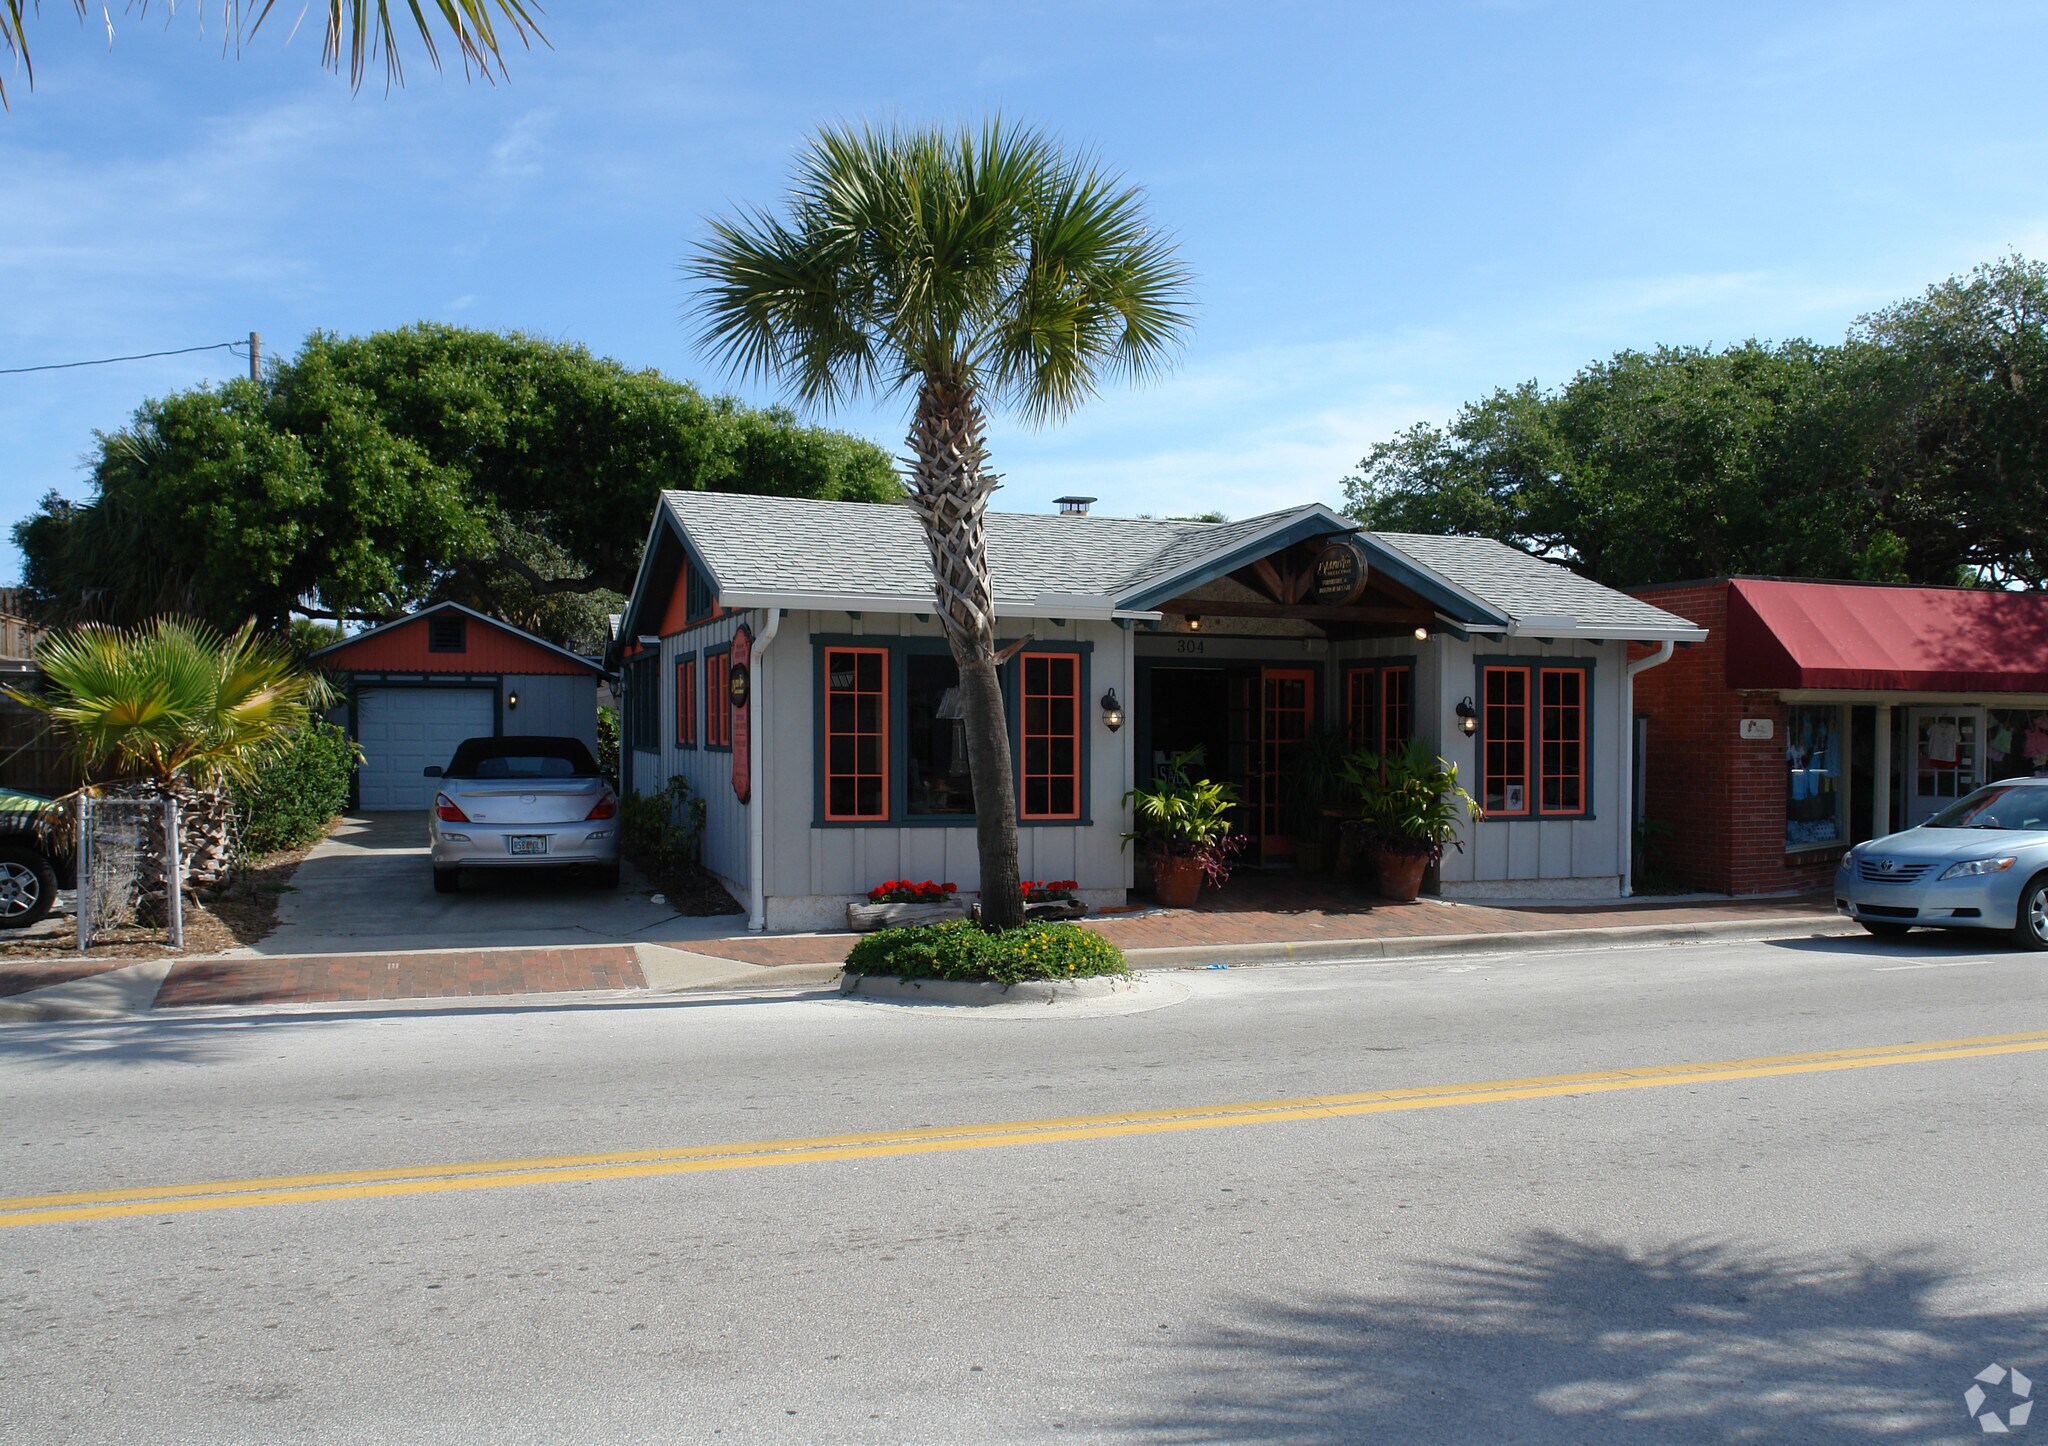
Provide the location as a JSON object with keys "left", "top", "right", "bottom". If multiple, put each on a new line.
{"left": 1156, "top": 598, "right": 1436, "bottom": 626}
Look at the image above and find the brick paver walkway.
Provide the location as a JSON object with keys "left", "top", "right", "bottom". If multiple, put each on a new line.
{"left": 684, "top": 889, "right": 1841, "bottom": 967}
{"left": 0, "top": 958, "right": 139, "bottom": 998}
{"left": 154, "top": 945, "right": 646, "bottom": 1009}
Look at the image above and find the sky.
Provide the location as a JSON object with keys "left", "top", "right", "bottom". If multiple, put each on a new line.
{"left": 5, "top": 1, "right": 2048, "bottom": 585}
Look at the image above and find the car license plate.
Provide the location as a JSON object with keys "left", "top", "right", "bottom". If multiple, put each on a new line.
{"left": 507, "top": 835, "right": 548, "bottom": 856}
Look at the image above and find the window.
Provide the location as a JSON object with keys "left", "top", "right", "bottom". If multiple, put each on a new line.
{"left": 1344, "top": 663, "right": 1412, "bottom": 753}
{"left": 675, "top": 658, "right": 697, "bottom": 747}
{"left": 1019, "top": 652, "right": 1081, "bottom": 820}
{"left": 624, "top": 655, "right": 659, "bottom": 752}
{"left": 684, "top": 558, "right": 715, "bottom": 625}
{"left": 706, "top": 650, "right": 732, "bottom": 749}
{"left": 823, "top": 648, "right": 887, "bottom": 821}
{"left": 428, "top": 614, "right": 466, "bottom": 654}
{"left": 1785, "top": 704, "right": 1845, "bottom": 849}
{"left": 1480, "top": 663, "right": 1590, "bottom": 818}
{"left": 907, "top": 653, "right": 974, "bottom": 817}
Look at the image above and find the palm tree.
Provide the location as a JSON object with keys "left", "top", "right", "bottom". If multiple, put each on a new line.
{"left": 690, "top": 120, "right": 1193, "bottom": 929}
{"left": 1, "top": 1, "right": 542, "bottom": 107}
{"left": 11, "top": 618, "right": 333, "bottom": 887}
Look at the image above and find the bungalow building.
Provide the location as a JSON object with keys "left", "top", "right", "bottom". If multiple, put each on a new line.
{"left": 613, "top": 492, "right": 1705, "bottom": 931}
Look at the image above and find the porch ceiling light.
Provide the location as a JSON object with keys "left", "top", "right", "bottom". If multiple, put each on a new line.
{"left": 1455, "top": 695, "right": 1479, "bottom": 737}
{"left": 1413, "top": 626, "right": 1430, "bottom": 642}
{"left": 1186, "top": 614, "right": 1202, "bottom": 632}
{"left": 1100, "top": 688, "right": 1125, "bottom": 732}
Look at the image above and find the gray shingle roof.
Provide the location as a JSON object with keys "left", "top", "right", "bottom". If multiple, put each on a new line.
{"left": 1374, "top": 532, "right": 1703, "bottom": 636}
{"left": 654, "top": 491, "right": 1703, "bottom": 638}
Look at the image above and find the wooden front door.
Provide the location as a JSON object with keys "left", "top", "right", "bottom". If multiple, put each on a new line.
{"left": 1257, "top": 668, "right": 1316, "bottom": 859}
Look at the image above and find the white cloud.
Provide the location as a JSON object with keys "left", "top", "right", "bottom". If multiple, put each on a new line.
{"left": 487, "top": 107, "right": 555, "bottom": 178}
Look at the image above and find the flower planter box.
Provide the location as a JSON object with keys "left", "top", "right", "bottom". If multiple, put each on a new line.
{"left": 1024, "top": 898, "right": 1088, "bottom": 922}
{"left": 847, "top": 900, "right": 972, "bottom": 932}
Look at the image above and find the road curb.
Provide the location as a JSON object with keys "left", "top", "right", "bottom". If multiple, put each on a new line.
{"left": 838, "top": 973, "right": 1134, "bottom": 1006}
{"left": 1120, "top": 914, "right": 1859, "bottom": 970}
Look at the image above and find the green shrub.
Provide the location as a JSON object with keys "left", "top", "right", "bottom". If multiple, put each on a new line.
{"left": 620, "top": 774, "right": 704, "bottom": 873}
{"left": 844, "top": 919, "right": 1128, "bottom": 985}
{"left": 596, "top": 704, "right": 619, "bottom": 786}
{"left": 230, "top": 719, "right": 361, "bottom": 855}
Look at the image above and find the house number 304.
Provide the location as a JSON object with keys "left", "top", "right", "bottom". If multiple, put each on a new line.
{"left": 1175, "top": 639, "right": 1205, "bottom": 654}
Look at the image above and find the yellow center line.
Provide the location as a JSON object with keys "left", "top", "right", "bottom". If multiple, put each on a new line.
{"left": 6, "top": 1028, "right": 2046, "bottom": 1229}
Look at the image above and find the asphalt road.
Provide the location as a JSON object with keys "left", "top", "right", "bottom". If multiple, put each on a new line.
{"left": 4, "top": 930, "right": 2046, "bottom": 1444}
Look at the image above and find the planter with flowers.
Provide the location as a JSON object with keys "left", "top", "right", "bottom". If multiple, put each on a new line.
{"left": 1022, "top": 879, "right": 1088, "bottom": 922}
{"left": 847, "top": 878, "right": 969, "bottom": 932}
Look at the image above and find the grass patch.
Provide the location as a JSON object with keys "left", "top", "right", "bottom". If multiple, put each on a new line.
{"left": 844, "top": 919, "right": 1128, "bottom": 986}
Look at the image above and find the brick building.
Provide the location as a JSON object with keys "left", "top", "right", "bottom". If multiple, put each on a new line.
{"left": 1627, "top": 578, "right": 2048, "bottom": 896}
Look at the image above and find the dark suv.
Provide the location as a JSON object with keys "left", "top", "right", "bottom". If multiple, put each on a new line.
{"left": 0, "top": 788, "right": 75, "bottom": 929}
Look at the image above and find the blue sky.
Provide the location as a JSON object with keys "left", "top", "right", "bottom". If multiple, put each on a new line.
{"left": 5, "top": 1, "right": 2047, "bottom": 583}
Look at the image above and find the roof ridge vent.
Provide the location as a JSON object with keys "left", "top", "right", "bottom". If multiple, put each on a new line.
{"left": 1054, "top": 495, "right": 1096, "bottom": 516}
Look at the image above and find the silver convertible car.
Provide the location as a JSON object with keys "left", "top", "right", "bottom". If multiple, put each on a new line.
{"left": 426, "top": 736, "right": 620, "bottom": 894}
{"left": 1836, "top": 778, "right": 2048, "bottom": 950}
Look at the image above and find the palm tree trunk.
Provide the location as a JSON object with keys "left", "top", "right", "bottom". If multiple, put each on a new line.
{"left": 907, "top": 378, "right": 1024, "bottom": 930}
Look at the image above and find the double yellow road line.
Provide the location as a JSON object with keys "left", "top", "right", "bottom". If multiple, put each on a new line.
{"left": 7, "top": 1028, "right": 2046, "bottom": 1230}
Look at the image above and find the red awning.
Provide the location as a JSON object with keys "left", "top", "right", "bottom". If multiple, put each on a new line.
{"left": 1726, "top": 578, "right": 2048, "bottom": 693}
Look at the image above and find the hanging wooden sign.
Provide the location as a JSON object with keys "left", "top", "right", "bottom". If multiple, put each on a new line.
{"left": 1311, "top": 539, "right": 1369, "bottom": 606}
{"left": 730, "top": 625, "right": 753, "bottom": 803}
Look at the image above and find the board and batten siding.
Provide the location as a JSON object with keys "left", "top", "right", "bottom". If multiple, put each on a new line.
{"left": 500, "top": 674, "right": 599, "bottom": 749}
{"left": 1428, "top": 634, "right": 1622, "bottom": 898}
{"left": 629, "top": 611, "right": 752, "bottom": 902}
{"left": 758, "top": 610, "right": 1133, "bottom": 932}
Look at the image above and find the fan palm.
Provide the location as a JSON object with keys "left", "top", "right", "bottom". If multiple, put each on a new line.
{"left": 690, "top": 120, "right": 1193, "bottom": 928}
{"left": 12, "top": 617, "right": 331, "bottom": 788}
{"left": 1, "top": 1, "right": 542, "bottom": 107}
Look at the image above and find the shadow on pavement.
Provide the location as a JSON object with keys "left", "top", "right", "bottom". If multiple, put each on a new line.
{"left": 1764, "top": 931, "right": 2017, "bottom": 959}
{"left": 1112, "top": 1231, "right": 2042, "bottom": 1444}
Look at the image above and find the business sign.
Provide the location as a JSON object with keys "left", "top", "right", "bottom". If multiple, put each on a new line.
{"left": 1739, "top": 717, "right": 1774, "bottom": 741}
{"left": 730, "top": 625, "right": 753, "bottom": 803}
{"left": 1311, "top": 540, "right": 1368, "bottom": 606}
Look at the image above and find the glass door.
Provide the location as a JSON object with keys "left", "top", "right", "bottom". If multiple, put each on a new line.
{"left": 1257, "top": 669, "right": 1316, "bottom": 861}
{"left": 1905, "top": 707, "right": 1985, "bottom": 826}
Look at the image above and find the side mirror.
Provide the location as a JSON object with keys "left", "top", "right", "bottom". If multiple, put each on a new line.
{"left": 422, "top": 765, "right": 443, "bottom": 778}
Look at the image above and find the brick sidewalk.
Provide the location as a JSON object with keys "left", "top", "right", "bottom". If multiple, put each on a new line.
{"left": 153, "top": 945, "right": 646, "bottom": 1009}
{"left": 684, "top": 892, "right": 1840, "bottom": 967}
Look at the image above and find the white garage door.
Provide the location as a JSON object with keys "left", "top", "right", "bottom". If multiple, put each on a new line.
{"left": 356, "top": 687, "right": 496, "bottom": 811}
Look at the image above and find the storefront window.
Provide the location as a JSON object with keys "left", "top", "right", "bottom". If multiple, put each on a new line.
{"left": 906, "top": 653, "right": 974, "bottom": 817}
{"left": 1785, "top": 704, "right": 1845, "bottom": 849}
{"left": 1986, "top": 709, "right": 2048, "bottom": 783}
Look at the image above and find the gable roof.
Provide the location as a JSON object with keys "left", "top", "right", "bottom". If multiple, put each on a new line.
{"left": 310, "top": 601, "right": 605, "bottom": 675}
{"left": 621, "top": 491, "right": 1704, "bottom": 643}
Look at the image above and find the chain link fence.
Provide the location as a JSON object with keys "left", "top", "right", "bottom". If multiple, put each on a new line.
{"left": 75, "top": 791, "right": 183, "bottom": 951}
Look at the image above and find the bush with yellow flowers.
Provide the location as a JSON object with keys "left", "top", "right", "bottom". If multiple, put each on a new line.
{"left": 844, "top": 919, "right": 1127, "bottom": 985}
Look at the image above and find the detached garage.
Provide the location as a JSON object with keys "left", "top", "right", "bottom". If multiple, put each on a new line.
{"left": 312, "top": 603, "right": 604, "bottom": 812}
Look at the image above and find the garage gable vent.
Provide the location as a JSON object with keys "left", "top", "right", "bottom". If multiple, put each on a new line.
{"left": 428, "top": 614, "right": 467, "bottom": 654}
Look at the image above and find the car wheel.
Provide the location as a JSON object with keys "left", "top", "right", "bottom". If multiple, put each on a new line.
{"left": 1859, "top": 920, "right": 1912, "bottom": 939}
{"left": 591, "top": 863, "right": 620, "bottom": 890}
{"left": 2011, "top": 876, "right": 2048, "bottom": 951}
{"left": 433, "top": 866, "right": 460, "bottom": 895}
{"left": 0, "top": 845, "right": 57, "bottom": 929}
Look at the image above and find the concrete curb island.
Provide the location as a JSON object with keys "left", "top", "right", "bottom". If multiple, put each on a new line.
{"left": 0, "top": 911, "right": 1862, "bottom": 1023}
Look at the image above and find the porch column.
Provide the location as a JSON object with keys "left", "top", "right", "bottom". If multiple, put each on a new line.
{"left": 1873, "top": 703, "right": 1893, "bottom": 838}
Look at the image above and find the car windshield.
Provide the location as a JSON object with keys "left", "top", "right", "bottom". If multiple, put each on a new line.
{"left": 443, "top": 737, "right": 600, "bottom": 780}
{"left": 1924, "top": 783, "right": 2048, "bottom": 831}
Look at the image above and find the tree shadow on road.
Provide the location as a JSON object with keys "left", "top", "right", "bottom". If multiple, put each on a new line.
{"left": 1112, "top": 1231, "right": 2042, "bottom": 1444}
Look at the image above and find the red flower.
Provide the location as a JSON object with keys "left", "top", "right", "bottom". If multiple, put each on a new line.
{"left": 943, "top": 882, "right": 957, "bottom": 893}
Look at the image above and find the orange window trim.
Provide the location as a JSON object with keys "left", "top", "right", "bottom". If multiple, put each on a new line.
{"left": 1483, "top": 665, "right": 1531, "bottom": 817}
{"left": 707, "top": 652, "right": 732, "bottom": 747}
{"left": 1018, "top": 652, "right": 1082, "bottom": 821}
{"left": 1537, "top": 666, "right": 1587, "bottom": 817}
{"left": 676, "top": 658, "right": 697, "bottom": 746}
{"left": 824, "top": 647, "right": 889, "bottom": 822}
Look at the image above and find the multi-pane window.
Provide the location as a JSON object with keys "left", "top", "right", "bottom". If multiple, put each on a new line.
{"left": 675, "top": 658, "right": 697, "bottom": 747}
{"left": 684, "top": 559, "right": 715, "bottom": 625}
{"left": 1019, "top": 653, "right": 1081, "bottom": 820}
{"left": 1345, "top": 663, "right": 1412, "bottom": 753}
{"left": 706, "top": 650, "right": 732, "bottom": 749}
{"left": 624, "top": 655, "right": 659, "bottom": 752}
{"left": 823, "top": 648, "right": 887, "bottom": 821}
{"left": 1481, "top": 664, "right": 1589, "bottom": 817}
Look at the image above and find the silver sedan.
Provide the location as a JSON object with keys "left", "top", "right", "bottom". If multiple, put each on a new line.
{"left": 1835, "top": 778, "right": 2048, "bottom": 950}
{"left": 425, "top": 736, "right": 620, "bottom": 893}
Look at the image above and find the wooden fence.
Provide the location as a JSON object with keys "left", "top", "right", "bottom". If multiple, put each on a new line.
{"left": 0, "top": 695, "right": 79, "bottom": 797}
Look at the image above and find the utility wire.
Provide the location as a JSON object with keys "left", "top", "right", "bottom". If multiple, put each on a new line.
{"left": 0, "top": 341, "right": 245, "bottom": 377}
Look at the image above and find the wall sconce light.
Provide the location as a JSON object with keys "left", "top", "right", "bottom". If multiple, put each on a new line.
{"left": 1413, "top": 626, "right": 1430, "bottom": 642}
{"left": 1455, "top": 695, "right": 1478, "bottom": 737}
{"left": 507, "top": 690, "right": 520, "bottom": 711}
{"left": 1100, "top": 688, "right": 1125, "bottom": 732}
{"left": 1186, "top": 614, "right": 1202, "bottom": 632}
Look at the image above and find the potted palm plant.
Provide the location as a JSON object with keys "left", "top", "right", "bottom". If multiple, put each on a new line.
{"left": 1340, "top": 738, "right": 1483, "bottom": 902}
{"left": 1122, "top": 747, "right": 1246, "bottom": 909}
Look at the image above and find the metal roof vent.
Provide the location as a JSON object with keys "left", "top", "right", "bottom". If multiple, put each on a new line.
{"left": 1054, "top": 496, "right": 1096, "bottom": 516}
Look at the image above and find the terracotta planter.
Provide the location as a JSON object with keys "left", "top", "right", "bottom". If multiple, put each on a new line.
{"left": 1153, "top": 854, "right": 1204, "bottom": 909}
{"left": 1373, "top": 850, "right": 1429, "bottom": 902}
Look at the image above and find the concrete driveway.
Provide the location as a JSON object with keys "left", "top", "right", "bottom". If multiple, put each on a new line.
{"left": 248, "top": 814, "right": 747, "bottom": 955}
